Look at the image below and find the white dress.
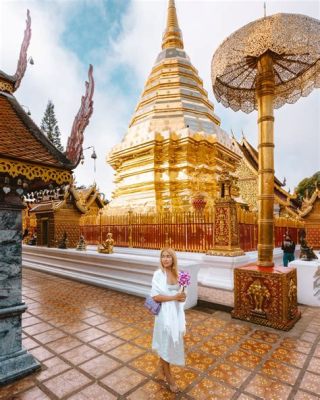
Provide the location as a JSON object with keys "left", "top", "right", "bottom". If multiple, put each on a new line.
{"left": 151, "top": 269, "right": 185, "bottom": 366}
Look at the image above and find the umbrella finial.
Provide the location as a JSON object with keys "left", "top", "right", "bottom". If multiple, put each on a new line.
{"left": 263, "top": 2, "right": 267, "bottom": 18}
{"left": 162, "top": 0, "right": 184, "bottom": 50}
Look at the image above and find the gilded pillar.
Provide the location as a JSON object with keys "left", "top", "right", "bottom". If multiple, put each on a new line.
{"left": 232, "top": 53, "right": 301, "bottom": 330}
{"left": 256, "top": 52, "right": 275, "bottom": 267}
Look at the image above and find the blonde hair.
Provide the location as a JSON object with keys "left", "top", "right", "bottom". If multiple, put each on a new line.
{"left": 160, "top": 247, "right": 178, "bottom": 280}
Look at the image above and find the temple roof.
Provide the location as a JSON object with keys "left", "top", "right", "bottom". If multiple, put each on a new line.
{"left": 0, "top": 10, "right": 95, "bottom": 190}
{"left": 236, "top": 137, "right": 283, "bottom": 187}
{"left": 109, "top": 0, "right": 238, "bottom": 156}
{"left": 0, "top": 92, "right": 73, "bottom": 169}
{"left": 30, "top": 199, "right": 86, "bottom": 214}
{"left": 234, "top": 136, "right": 300, "bottom": 212}
{"left": 78, "top": 185, "right": 105, "bottom": 209}
{"left": 0, "top": 71, "right": 16, "bottom": 85}
{"left": 299, "top": 189, "right": 320, "bottom": 217}
{"left": 0, "top": 9, "right": 72, "bottom": 176}
{"left": 29, "top": 200, "right": 63, "bottom": 213}
{"left": 30, "top": 185, "right": 87, "bottom": 214}
{"left": 28, "top": 184, "right": 105, "bottom": 214}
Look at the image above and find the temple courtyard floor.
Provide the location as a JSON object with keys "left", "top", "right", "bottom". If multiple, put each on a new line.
{"left": 1, "top": 269, "right": 320, "bottom": 400}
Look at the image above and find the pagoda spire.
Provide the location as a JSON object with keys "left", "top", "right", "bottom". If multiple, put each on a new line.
{"left": 162, "top": 0, "right": 184, "bottom": 50}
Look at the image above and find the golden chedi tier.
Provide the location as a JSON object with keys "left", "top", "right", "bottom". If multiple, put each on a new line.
{"left": 107, "top": 0, "right": 241, "bottom": 213}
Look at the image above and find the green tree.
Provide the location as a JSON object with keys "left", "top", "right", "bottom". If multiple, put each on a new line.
{"left": 295, "top": 171, "right": 320, "bottom": 201}
{"left": 40, "top": 100, "right": 64, "bottom": 152}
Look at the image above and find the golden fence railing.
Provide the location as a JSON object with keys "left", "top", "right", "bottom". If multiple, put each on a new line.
{"left": 80, "top": 211, "right": 216, "bottom": 252}
{"left": 80, "top": 210, "right": 304, "bottom": 253}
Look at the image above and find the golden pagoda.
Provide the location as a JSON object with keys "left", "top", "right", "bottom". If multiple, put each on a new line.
{"left": 107, "top": 0, "right": 241, "bottom": 213}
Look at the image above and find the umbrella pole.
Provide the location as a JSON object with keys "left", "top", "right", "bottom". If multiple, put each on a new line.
{"left": 232, "top": 52, "right": 300, "bottom": 330}
{"left": 256, "top": 52, "right": 275, "bottom": 268}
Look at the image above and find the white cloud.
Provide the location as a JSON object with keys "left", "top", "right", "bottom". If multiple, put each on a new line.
{"left": 1, "top": 0, "right": 320, "bottom": 198}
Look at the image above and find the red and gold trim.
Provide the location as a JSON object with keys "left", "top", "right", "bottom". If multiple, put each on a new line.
{"left": 0, "top": 157, "right": 72, "bottom": 185}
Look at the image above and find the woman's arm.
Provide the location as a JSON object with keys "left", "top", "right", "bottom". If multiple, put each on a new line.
{"left": 153, "top": 292, "right": 186, "bottom": 303}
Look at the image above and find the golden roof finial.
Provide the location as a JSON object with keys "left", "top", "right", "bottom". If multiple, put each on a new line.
{"left": 162, "top": 0, "right": 184, "bottom": 50}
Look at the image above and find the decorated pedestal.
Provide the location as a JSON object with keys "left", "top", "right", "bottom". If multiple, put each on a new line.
{"left": 232, "top": 265, "right": 301, "bottom": 331}
{"left": 207, "top": 171, "right": 244, "bottom": 257}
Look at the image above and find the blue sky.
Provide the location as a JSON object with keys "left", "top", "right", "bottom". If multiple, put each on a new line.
{"left": 61, "top": 0, "right": 139, "bottom": 113}
{"left": 2, "top": 0, "right": 320, "bottom": 197}
{"left": 62, "top": 0, "right": 129, "bottom": 65}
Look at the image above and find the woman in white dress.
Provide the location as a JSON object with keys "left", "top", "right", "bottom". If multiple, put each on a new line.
{"left": 151, "top": 248, "right": 186, "bottom": 393}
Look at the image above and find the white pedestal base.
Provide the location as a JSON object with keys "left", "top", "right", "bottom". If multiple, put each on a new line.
{"left": 22, "top": 246, "right": 199, "bottom": 309}
{"left": 290, "top": 259, "right": 320, "bottom": 306}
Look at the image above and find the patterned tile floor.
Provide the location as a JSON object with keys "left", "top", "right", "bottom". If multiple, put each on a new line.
{"left": 1, "top": 269, "right": 320, "bottom": 400}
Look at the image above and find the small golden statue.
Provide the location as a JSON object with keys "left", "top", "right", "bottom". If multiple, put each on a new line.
{"left": 288, "top": 278, "right": 297, "bottom": 307}
{"left": 76, "top": 235, "right": 87, "bottom": 251}
{"left": 57, "top": 231, "right": 68, "bottom": 249}
{"left": 98, "top": 232, "right": 114, "bottom": 254}
{"left": 247, "top": 279, "right": 270, "bottom": 313}
{"left": 22, "top": 228, "right": 30, "bottom": 244}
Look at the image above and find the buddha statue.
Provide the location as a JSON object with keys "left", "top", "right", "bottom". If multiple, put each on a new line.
{"left": 76, "top": 235, "right": 87, "bottom": 251}
{"left": 57, "top": 232, "right": 68, "bottom": 249}
{"left": 28, "top": 233, "right": 37, "bottom": 246}
{"left": 98, "top": 232, "right": 114, "bottom": 254}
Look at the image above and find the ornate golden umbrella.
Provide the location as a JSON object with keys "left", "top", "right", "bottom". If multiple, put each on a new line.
{"left": 211, "top": 13, "right": 320, "bottom": 330}
{"left": 212, "top": 13, "right": 320, "bottom": 267}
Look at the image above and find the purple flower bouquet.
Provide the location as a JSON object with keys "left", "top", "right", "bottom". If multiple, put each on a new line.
{"left": 178, "top": 271, "right": 191, "bottom": 292}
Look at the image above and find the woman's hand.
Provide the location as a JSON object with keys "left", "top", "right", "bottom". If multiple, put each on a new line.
{"left": 175, "top": 292, "right": 186, "bottom": 302}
